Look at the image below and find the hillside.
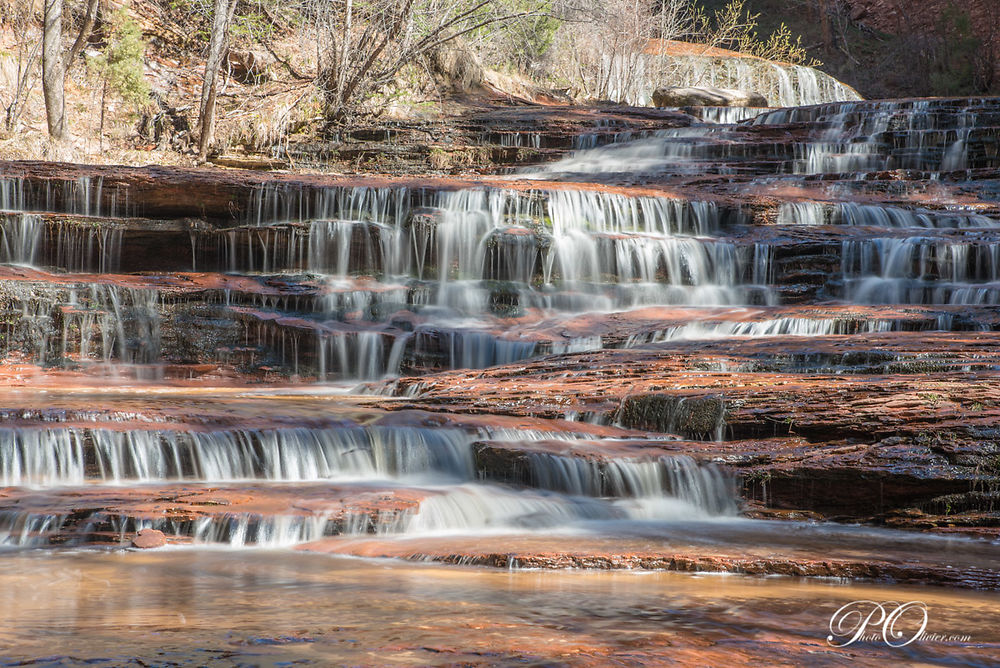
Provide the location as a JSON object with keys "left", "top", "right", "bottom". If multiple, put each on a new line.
{"left": 2, "top": 0, "right": 865, "bottom": 169}
{"left": 700, "top": 0, "right": 1000, "bottom": 99}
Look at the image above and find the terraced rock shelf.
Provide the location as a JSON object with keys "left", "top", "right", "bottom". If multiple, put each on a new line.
{"left": 2, "top": 97, "right": 1000, "bottom": 664}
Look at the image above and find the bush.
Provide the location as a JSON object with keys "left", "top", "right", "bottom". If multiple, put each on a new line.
{"left": 89, "top": 7, "right": 151, "bottom": 110}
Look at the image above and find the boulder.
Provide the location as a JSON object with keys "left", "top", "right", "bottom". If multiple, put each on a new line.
{"left": 132, "top": 528, "right": 167, "bottom": 549}
{"left": 427, "top": 39, "right": 483, "bottom": 92}
{"left": 652, "top": 86, "right": 768, "bottom": 108}
{"left": 226, "top": 50, "right": 276, "bottom": 85}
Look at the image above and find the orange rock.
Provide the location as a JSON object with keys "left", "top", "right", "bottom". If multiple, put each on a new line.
{"left": 132, "top": 528, "right": 167, "bottom": 549}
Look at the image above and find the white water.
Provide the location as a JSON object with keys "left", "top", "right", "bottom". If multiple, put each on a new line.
{"left": 0, "top": 175, "right": 125, "bottom": 217}
{"left": 622, "top": 316, "right": 900, "bottom": 346}
{"left": 0, "top": 420, "right": 739, "bottom": 547}
{"left": 0, "top": 213, "right": 43, "bottom": 265}
{"left": 0, "top": 425, "right": 477, "bottom": 486}
{"left": 608, "top": 53, "right": 860, "bottom": 107}
{"left": 843, "top": 237, "right": 1000, "bottom": 305}
{"left": 1, "top": 98, "right": 995, "bottom": 386}
{"left": 1, "top": 283, "right": 160, "bottom": 368}
{"left": 777, "top": 201, "right": 1000, "bottom": 229}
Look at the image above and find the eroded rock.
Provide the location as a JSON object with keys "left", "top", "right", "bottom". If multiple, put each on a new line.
{"left": 652, "top": 86, "right": 768, "bottom": 108}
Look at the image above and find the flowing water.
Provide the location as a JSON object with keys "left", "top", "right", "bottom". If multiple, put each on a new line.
{"left": 1, "top": 550, "right": 997, "bottom": 666}
{"left": 2, "top": 96, "right": 1000, "bottom": 664}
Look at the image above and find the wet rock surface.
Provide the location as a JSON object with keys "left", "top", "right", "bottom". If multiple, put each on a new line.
{"left": 2, "top": 97, "right": 1000, "bottom": 590}
{"left": 131, "top": 528, "right": 166, "bottom": 549}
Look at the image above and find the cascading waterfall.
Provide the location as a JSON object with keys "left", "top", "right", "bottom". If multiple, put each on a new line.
{"left": 758, "top": 99, "right": 994, "bottom": 173}
{"left": 213, "top": 183, "right": 777, "bottom": 379}
{"left": 316, "top": 330, "right": 395, "bottom": 381}
{"left": 0, "top": 213, "right": 125, "bottom": 272}
{"left": 0, "top": 175, "right": 125, "bottom": 217}
{"left": 692, "top": 106, "right": 768, "bottom": 124}
{"left": 53, "top": 222, "right": 124, "bottom": 273}
{"left": 531, "top": 98, "right": 999, "bottom": 180}
{"left": 777, "top": 201, "right": 1000, "bottom": 229}
{"left": 0, "top": 425, "right": 477, "bottom": 486}
{"left": 525, "top": 452, "right": 736, "bottom": 513}
{"left": 0, "top": 213, "right": 43, "bottom": 265}
{"left": 842, "top": 237, "right": 1000, "bottom": 305}
{"left": 74, "top": 284, "right": 161, "bottom": 365}
{"left": 246, "top": 183, "right": 411, "bottom": 227}
{"left": 622, "top": 316, "right": 900, "bottom": 346}
{"left": 606, "top": 51, "right": 860, "bottom": 107}
{"left": 7, "top": 91, "right": 1000, "bottom": 633}
{"left": 6, "top": 99, "right": 996, "bottom": 381}
{"left": 0, "top": 511, "right": 69, "bottom": 547}
{"left": 0, "top": 283, "right": 161, "bottom": 367}
{"left": 0, "top": 420, "right": 740, "bottom": 547}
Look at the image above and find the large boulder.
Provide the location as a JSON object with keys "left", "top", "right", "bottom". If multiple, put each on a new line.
{"left": 427, "top": 39, "right": 483, "bottom": 92}
{"left": 652, "top": 86, "right": 768, "bottom": 108}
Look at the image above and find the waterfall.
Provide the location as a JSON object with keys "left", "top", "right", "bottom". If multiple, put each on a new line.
{"left": 0, "top": 511, "right": 69, "bottom": 547}
{"left": 0, "top": 213, "right": 124, "bottom": 271}
{"left": 615, "top": 52, "right": 860, "bottom": 107}
{"left": 0, "top": 420, "right": 742, "bottom": 548}
{"left": 54, "top": 222, "right": 124, "bottom": 273}
{"left": 404, "top": 456, "right": 736, "bottom": 535}
{"left": 0, "top": 283, "right": 160, "bottom": 367}
{"left": 842, "top": 237, "right": 1000, "bottom": 305}
{"left": 778, "top": 201, "right": 1000, "bottom": 229}
{"left": 622, "top": 317, "right": 900, "bottom": 346}
{"left": 316, "top": 330, "right": 400, "bottom": 380}
{"left": 0, "top": 213, "right": 43, "bottom": 265}
{"left": 757, "top": 99, "right": 991, "bottom": 173}
{"left": 532, "top": 98, "right": 999, "bottom": 181}
{"left": 236, "top": 184, "right": 769, "bottom": 326}
{"left": 526, "top": 452, "right": 737, "bottom": 512}
{"left": 246, "top": 183, "right": 411, "bottom": 226}
{"left": 0, "top": 425, "right": 478, "bottom": 486}
{"left": 692, "top": 106, "right": 768, "bottom": 124}
{"left": 0, "top": 175, "right": 125, "bottom": 217}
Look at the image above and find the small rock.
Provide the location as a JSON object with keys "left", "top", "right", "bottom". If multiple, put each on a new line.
{"left": 132, "top": 528, "right": 167, "bottom": 549}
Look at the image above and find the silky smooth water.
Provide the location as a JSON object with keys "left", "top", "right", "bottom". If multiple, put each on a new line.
{"left": 0, "top": 550, "right": 995, "bottom": 666}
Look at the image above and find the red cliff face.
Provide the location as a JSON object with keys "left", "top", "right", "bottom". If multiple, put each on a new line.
{"left": 843, "top": 0, "right": 1000, "bottom": 88}
{"left": 845, "top": 0, "right": 1000, "bottom": 54}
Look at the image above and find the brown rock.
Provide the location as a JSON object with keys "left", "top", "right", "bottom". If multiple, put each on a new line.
{"left": 225, "top": 50, "right": 275, "bottom": 84}
{"left": 427, "top": 38, "right": 483, "bottom": 92}
{"left": 132, "top": 528, "right": 167, "bottom": 549}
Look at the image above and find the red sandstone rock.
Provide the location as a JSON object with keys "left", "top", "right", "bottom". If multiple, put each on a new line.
{"left": 131, "top": 528, "right": 167, "bottom": 549}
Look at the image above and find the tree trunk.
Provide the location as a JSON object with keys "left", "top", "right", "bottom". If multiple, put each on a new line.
{"left": 820, "top": 0, "right": 833, "bottom": 49}
{"left": 197, "top": 0, "right": 237, "bottom": 163}
{"left": 99, "top": 79, "right": 107, "bottom": 152}
{"left": 66, "top": 0, "right": 101, "bottom": 77}
{"left": 42, "top": 0, "right": 67, "bottom": 141}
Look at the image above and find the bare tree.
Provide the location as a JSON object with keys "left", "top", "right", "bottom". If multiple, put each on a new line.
{"left": 197, "top": 0, "right": 238, "bottom": 162}
{"left": 549, "top": 0, "right": 717, "bottom": 103}
{"left": 550, "top": 0, "right": 810, "bottom": 105}
{"left": 309, "top": 0, "right": 542, "bottom": 122}
{"left": 66, "top": 0, "right": 102, "bottom": 77}
{"left": 42, "top": 0, "right": 68, "bottom": 141}
{"left": 2, "top": 1, "right": 41, "bottom": 131}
